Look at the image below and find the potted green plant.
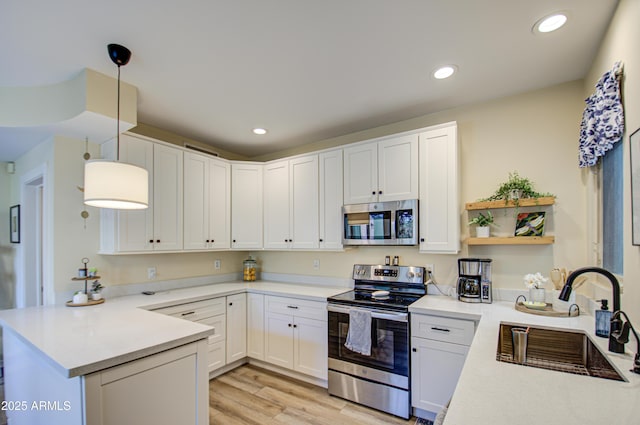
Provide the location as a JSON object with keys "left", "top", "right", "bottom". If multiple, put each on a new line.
{"left": 480, "top": 171, "right": 555, "bottom": 212}
{"left": 468, "top": 211, "right": 495, "bottom": 238}
{"left": 91, "top": 280, "right": 104, "bottom": 300}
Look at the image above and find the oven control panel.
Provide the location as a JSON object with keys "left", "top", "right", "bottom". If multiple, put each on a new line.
{"left": 352, "top": 264, "right": 425, "bottom": 284}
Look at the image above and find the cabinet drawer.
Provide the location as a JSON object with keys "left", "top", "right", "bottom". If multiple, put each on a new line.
{"left": 411, "top": 314, "right": 475, "bottom": 346}
{"left": 153, "top": 297, "right": 226, "bottom": 321}
{"left": 198, "top": 315, "right": 226, "bottom": 344}
{"left": 265, "top": 295, "right": 327, "bottom": 321}
{"left": 208, "top": 340, "right": 226, "bottom": 371}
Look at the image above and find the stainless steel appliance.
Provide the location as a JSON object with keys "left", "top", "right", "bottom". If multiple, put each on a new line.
{"left": 342, "top": 199, "right": 418, "bottom": 246}
{"left": 457, "top": 258, "right": 492, "bottom": 303}
{"left": 327, "top": 264, "right": 426, "bottom": 419}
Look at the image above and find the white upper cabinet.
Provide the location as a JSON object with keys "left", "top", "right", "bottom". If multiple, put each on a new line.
{"left": 100, "top": 133, "right": 183, "bottom": 253}
{"left": 343, "top": 134, "right": 419, "bottom": 204}
{"left": 264, "top": 155, "right": 319, "bottom": 250}
{"left": 263, "top": 160, "right": 291, "bottom": 250}
{"left": 231, "top": 162, "right": 263, "bottom": 249}
{"left": 184, "top": 152, "right": 230, "bottom": 250}
{"left": 419, "top": 122, "right": 460, "bottom": 253}
{"left": 318, "top": 150, "right": 343, "bottom": 250}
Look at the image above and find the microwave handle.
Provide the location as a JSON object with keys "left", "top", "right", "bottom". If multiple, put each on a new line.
{"left": 327, "top": 304, "right": 408, "bottom": 323}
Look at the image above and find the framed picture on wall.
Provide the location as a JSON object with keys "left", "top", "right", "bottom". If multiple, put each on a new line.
{"left": 10, "top": 204, "right": 20, "bottom": 243}
{"left": 631, "top": 128, "right": 640, "bottom": 246}
{"left": 514, "top": 212, "right": 546, "bottom": 237}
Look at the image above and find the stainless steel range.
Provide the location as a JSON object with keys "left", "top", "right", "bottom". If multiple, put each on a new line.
{"left": 327, "top": 264, "right": 426, "bottom": 419}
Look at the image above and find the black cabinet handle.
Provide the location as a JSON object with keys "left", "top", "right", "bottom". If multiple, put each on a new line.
{"left": 206, "top": 240, "right": 210, "bottom": 243}
{"left": 287, "top": 305, "right": 299, "bottom": 309}
{"left": 181, "top": 311, "right": 195, "bottom": 317}
{"left": 293, "top": 324, "right": 297, "bottom": 328}
{"left": 372, "top": 191, "right": 376, "bottom": 195}
{"left": 233, "top": 239, "right": 236, "bottom": 243}
{"left": 156, "top": 239, "right": 160, "bottom": 243}
{"left": 431, "top": 327, "right": 451, "bottom": 333}
{"left": 211, "top": 239, "right": 214, "bottom": 243}
{"left": 229, "top": 302, "right": 233, "bottom": 306}
{"left": 412, "top": 348, "right": 417, "bottom": 352}
{"left": 420, "top": 238, "right": 425, "bottom": 242}
{"left": 288, "top": 323, "right": 292, "bottom": 327}
{"left": 378, "top": 190, "right": 382, "bottom": 194}
{"left": 319, "top": 238, "right": 323, "bottom": 242}
{"left": 149, "top": 239, "right": 154, "bottom": 243}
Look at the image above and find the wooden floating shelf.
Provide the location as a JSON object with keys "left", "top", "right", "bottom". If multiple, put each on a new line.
{"left": 71, "top": 276, "right": 101, "bottom": 281}
{"left": 467, "top": 236, "right": 555, "bottom": 245}
{"left": 465, "top": 196, "right": 555, "bottom": 211}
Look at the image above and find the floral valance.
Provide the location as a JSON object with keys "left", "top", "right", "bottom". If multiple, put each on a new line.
{"left": 578, "top": 61, "right": 624, "bottom": 168}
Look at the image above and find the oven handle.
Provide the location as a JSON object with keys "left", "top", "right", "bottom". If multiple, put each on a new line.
{"left": 327, "top": 304, "right": 408, "bottom": 323}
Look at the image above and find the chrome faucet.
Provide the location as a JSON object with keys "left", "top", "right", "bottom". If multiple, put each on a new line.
{"left": 559, "top": 267, "right": 624, "bottom": 354}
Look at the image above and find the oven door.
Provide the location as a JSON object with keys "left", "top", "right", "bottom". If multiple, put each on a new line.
{"left": 327, "top": 304, "right": 409, "bottom": 378}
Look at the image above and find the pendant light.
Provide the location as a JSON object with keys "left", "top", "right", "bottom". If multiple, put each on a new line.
{"left": 83, "top": 43, "right": 149, "bottom": 210}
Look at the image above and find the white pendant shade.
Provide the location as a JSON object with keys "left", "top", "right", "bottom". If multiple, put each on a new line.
{"left": 84, "top": 160, "right": 149, "bottom": 209}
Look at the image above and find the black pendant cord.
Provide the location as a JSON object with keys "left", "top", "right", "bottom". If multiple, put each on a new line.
{"left": 116, "top": 64, "right": 121, "bottom": 162}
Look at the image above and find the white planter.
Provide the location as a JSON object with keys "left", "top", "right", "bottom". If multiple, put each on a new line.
{"left": 475, "top": 226, "right": 490, "bottom": 238}
{"left": 91, "top": 293, "right": 103, "bottom": 301}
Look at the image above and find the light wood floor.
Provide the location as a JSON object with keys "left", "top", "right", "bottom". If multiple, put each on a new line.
{"left": 209, "top": 364, "right": 416, "bottom": 425}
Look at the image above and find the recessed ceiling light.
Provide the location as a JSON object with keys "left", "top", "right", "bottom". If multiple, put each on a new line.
{"left": 433, "top": 65, "right": 456, "bottom": 80}
{"left": 252, "top": 128, "right": 267, "bottom": 135}
{"left": 534, "top": 13, "right": 567, "bottom": 34}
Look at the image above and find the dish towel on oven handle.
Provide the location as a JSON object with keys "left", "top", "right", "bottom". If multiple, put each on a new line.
{"left": 344, "top": 308, "right": 372, "bottom": 356}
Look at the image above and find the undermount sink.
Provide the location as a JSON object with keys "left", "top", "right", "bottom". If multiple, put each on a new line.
{"left": 497, "top": 323, "right": 626, "bottom": 382}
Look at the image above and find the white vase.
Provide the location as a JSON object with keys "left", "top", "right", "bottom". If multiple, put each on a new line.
{"left": 476, "top": 226, "right": 490, "bottom": 238}
{"left": 73, "top": 293, "right": 88, "bottom": 304}
{"left": 529, "top": 287, "right": 546, "bottom": 304}
{"left": 91, "top": 293, "right": 103, "bottom": 301}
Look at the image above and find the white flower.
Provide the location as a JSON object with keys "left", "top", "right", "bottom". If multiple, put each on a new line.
{"left": 523, "top": 272, "right": 548, "bottom": 289}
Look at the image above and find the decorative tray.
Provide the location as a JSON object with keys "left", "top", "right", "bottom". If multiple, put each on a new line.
{"left": 514, "top": 295, "right": 579, "bottom": 317}
{"left": 65, "top": 298, "right": 105, "bottom": 307}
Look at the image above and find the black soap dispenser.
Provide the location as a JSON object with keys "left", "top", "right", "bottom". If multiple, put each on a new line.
{"left": 595, "top": 299, "right": 612, "bottom": 338}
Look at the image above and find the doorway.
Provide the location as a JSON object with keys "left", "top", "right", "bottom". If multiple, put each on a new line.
{"left": 17, "top": 166, "right": 48, "bottom": 307}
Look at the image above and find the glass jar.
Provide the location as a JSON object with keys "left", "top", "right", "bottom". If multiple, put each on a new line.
{"left": 243, "top": 256, "right": 257, "bottom": 282}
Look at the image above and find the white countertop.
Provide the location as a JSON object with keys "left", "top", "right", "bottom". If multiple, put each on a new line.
{"left": 409, "top": 296, "right": 640, "bottom": 425}
{"left": 0, "top": 281, "right": 348, "bottom": 378}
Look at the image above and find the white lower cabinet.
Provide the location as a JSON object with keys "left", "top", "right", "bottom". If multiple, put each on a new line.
{"left": 226, "top": 293, "right": 247, "bottom": 363}
{"left": 264, "top": 295, "right": 327, "bottom": 379}
{"left": 152, "top": 296, "right": 228, "bottom": 373}
{"left": 410, "top": 313, "right": 475, "bottom": 417}
{"left": 247, "top": 293, "right": 266, "bottom": 360}
{"left": 84, "top": 340, "right": 209, "bottom": 425}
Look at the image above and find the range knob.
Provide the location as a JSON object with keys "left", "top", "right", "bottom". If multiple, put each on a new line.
{"left": 407, "top": 271, "right": 415, "bottom": 279}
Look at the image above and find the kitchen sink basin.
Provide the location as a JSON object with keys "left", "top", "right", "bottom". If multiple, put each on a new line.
{"left": 496, "top": 323, "right": 626, "bottom": 382}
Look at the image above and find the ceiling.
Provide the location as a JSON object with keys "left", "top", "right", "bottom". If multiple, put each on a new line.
{"left": 0, "top": 0, "right": 618, "bottom": 161}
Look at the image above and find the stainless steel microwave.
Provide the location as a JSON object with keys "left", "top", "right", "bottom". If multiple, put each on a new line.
{"left": 342, "top": 199, "right": 418, "bottom": 246}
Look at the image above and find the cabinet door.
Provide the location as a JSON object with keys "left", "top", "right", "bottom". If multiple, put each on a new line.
{"left": 319, "top": 150, "right": 343, "bottom": 250}
{"left": 208, "top": 158, "right": 231, "bottom": 249}
{"left": 226, "top": 293, "right": 247, "bottom": 363}
{"left": 247, "top": 293, "right": 265, "bottom": 360}
{"left": 115, "top": 134, "right": 154, "bottom": 252}
{"left": 231, "top": 163, "right": 263, "bottom": 249}
{"left": 419, "top": 123, "right": 459, "bottom": 253}
{"left": 411, "top": 337, "right": 469, "bottom": 414}
{"left": 208, "top": 341, "right": 226, "bottom": 372}
{"left": 378, "top": 134, "right": 419, "bottom": 201}
{"left": 153, "top": 144, "right": 183, "bottom": 251}
{"left": 263, "top": 160, "right": 291, "bottom": 249}
{"left": 293, "top": 317, "right": 327, "bottom": 379}
{"left": 183, "top": 152, "right": 209, "bottom": 250}
{"left": 264, "top": 312, "right": 294, "bottom": 369}
{"left": 290, "top": 155, "right": 319, "bottom": 249}
{"left": 343, "top": 143, "right": 378, "bottom": 204}
{"left": 85, "top": 340, "right": 208, "bottom": 425}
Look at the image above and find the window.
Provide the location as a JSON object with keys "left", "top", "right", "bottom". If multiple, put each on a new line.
{"left": 601, "top": 141, "right": 623, "bottom": 274}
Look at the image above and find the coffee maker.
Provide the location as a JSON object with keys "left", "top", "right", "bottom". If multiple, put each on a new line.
{"left": 457, "top": 258, "right": 492, "bottom": 303}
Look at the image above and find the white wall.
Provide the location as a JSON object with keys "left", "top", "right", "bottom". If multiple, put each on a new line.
{"left": 257, "top": 80, "right": 587, "bottom": 292}
{"left": 585, "top": 0, "right": 640, "bottom": 323}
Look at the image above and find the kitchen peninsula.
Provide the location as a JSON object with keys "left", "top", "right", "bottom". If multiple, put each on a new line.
{"left": 0, "top": 281, "right": 347, "bottom": 425}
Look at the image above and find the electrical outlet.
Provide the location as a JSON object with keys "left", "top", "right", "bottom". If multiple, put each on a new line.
{"left": 148, "top": 267, "right": 156, "bottom": 280}
{"left": 425, "top": 264, "right": 435, "bottom": 274}
{"left": 313, "top": 259, "right": 320, "bottom": 270}
{"left": 214, "top": 259, "right": 221, "bottom": 270}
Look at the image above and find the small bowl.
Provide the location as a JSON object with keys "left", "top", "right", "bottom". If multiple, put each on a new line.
{"left": 523, "top": 301, "right": 547, "bottom": 310}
